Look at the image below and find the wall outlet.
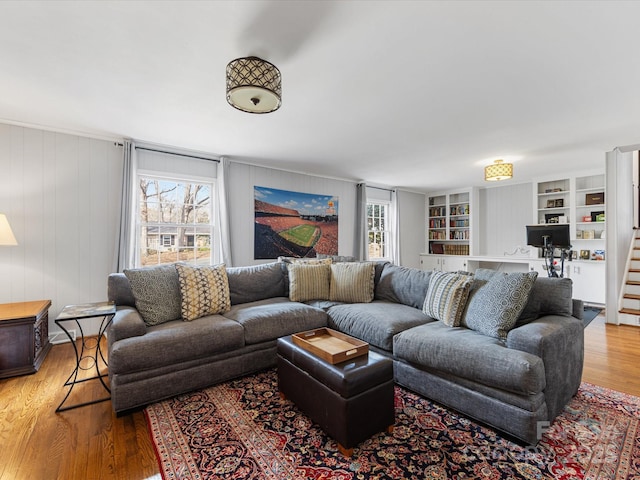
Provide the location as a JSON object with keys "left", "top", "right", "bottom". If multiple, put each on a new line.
{"left": 574, "top": 266, "right": 580, "bottom": 274}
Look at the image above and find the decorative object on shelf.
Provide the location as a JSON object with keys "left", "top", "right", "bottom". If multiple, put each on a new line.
{"left": 582, "top": 215, "right": 592, "bottom": 222}
{"left": 503, "top": 246, "right": 531, "bottom": 256}
{"left": 592, "top": 212, "right": 605, "bottom": 222}
{"left": 555, "top": 199, "right": 564, "bottom": 207}
{"left": 545, "top": 213, "right": 560, "bottom": 223}
{"left": 546, "top": 199, "right": 557, "bottom": 208}
{"left": 0, "top": 214, "right": 17, "bottom": 245}
{"left": 484, "top": 159, "right": 513, "bottom": 181}
{"left": 226, "top": 56, "right": 282, "bottom": 114}
{"left": 585, "top": 192, "right": 605, "bottom": 205}
{"left": 583, "top": 230, "right": 595, "bottom": 239}
{"left": 594, "top": 250, "right": 605, "bottom": 260}
{"left": 580, "top": 250, "right": 590, "bottom": 260}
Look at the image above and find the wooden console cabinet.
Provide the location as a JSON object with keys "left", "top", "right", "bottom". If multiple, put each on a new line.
{"left": 0, "top": 300, "right": 52, "bottom": 378}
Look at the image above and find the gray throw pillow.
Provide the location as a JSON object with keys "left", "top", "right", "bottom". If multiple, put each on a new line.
{"left": 124, "top": 264, "right": 182, "bottom": 326}
{"left": 375, "top": 263, "right": 432, "bottom": 309}
{"left": 461, "top": 269, "right": 538, "bottom": 339}
{"left": 516, "top": 276, "right": 573, "bottom": 326}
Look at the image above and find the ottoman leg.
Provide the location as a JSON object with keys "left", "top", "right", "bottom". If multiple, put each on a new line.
{"left": 338, "top": 444, "right": 354, "bottom": 457}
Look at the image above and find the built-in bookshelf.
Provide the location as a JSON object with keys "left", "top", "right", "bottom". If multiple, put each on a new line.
{"left": 427, "top": 189, "right": 477, "bottom": 255}
{"left": 533, "top": 172, "right": 605, "bottom": 261}
{"left": 535, "top": 178, "right": 570, "bottom": 225}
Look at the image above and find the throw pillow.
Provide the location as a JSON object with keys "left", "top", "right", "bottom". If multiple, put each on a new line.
{"left": 288, "top": 263, "right": 331, "bottom": 302}
{"left": 422, "top": 271, "right": 474, "bottom": 327}
{"left": 175, "top": 263, "right": 231, "bottom": 321}
{"left": 278, "top": 256, "right": 333, "bottom": 265}
{"left": 124, "top": 264, "right": 182, "bottom": 326}
{"left": 329, "top": 262, "right": 375, "bottom": 302}
{"left": 317, "top": 254, "right": 356, "bottom": 263}
{"left": 461, "top": 269, "right": 538, "bottom": 339}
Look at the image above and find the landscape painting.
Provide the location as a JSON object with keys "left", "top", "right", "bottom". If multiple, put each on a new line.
{"left": 254, "top": 186, "right": 338, "bottom": 259}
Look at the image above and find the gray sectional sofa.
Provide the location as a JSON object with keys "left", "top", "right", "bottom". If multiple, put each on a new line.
{"left": 107, "top": 260, "right": 584, "bottom": 444}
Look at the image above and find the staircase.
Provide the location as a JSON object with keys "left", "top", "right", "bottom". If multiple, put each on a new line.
{"left": 619, "top": 233, "right": 640, "bottom": 325}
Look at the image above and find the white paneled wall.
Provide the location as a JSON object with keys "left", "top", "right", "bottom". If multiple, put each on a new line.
{"left": 478, "top": 183, "right": 533, "bottom": 256}
{"left": 398, "top": 190, "right": 425, "bottom": 269}
{"left": 0, "top": 124, "right": 123, "bottom": 337}
{"left": 227, "top": 162, "right": 357, "bottom": 267}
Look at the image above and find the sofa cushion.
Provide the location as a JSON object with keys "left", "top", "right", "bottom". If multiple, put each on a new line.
{"left": 227, "top": 262, "right": 286, "bottom": 305}
{"left": 375, "top": 263, "right": 432, "bottom": 309}
{"left": 329, "top": 262, "right": 375, "bottom": 303}
{"left": 393, "top": 322, "right": 546, "bottom": 395}
{"left": 109, "top": 315, "right": 245, "bottom": 373}
{"left": 222, "top": 297, "right": 328, "bottom": 344}
{"left": 288, "top": 263, "right": 331, "bottom": 302}
{"left": 175, "top": 263, "right": 231, "bottom": 321}
{"left": 327, "top": 301, "right": 434, "bottom": 351}
{"left": 422, "top": 270, "right": 474, "bottom": 327}
{"left": 124, "top": 264, "right": 182, "bottom": 326}
{"left": 461, "top": 269, "right": 537, "bottom": 339}
{"left": 107, "top": 273, "right": 136, "bottom": 307}
{"left": 517, "top": 277, "right": 573, "bottom": 325}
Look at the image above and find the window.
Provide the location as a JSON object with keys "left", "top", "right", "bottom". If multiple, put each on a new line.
{"left": 136, "top": 175, "right": 214, "bottom": 266}
{"left": 367, "top": 202, "right": 390, "bottom": 259}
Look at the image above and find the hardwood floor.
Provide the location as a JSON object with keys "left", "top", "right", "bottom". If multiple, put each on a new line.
{"left": 0, "top": 314, "right": 638, "bottom": 479}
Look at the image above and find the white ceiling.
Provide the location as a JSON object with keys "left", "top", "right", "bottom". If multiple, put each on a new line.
{"left": 1, "top": 0, "right": 639, "bottom": 192}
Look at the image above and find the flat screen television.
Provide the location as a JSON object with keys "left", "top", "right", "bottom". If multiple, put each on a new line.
{"left": 526, "top": 224, "right": 571, "bottom": 249}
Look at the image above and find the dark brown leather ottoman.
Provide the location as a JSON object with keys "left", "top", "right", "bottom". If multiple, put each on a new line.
{"left": 277, "top": 335, "right": 395, "bottom": 456}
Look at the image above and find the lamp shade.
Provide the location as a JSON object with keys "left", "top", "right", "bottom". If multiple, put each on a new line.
{"left": 226, "top": 56, "right": 282, "bottom": 114}
{"left": 484, "top": 159, "right": 513, "bottom": 181}
{"left": 0, "top": 214, "right": 17, "bottom": 245}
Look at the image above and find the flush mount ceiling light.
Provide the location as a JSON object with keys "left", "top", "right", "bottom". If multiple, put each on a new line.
{"left": 484, "top": 159, "right": 513, "bottom": 181}
{"left": 226, "top": 56, "right": 282, "bottom": 114}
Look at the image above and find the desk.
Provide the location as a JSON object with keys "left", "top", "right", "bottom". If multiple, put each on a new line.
{"left": 55, "top": 301, "right": 116, "bottom": 412}
{"left": 0, "top": 300, "right": 51, "bottom": 378}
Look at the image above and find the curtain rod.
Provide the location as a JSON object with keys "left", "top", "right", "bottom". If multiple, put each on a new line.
{"left": 365, "top": 185, "right": 395, "bottom": 193}
{"left": 135, "top": 146, "right": 220, "bottom": 163}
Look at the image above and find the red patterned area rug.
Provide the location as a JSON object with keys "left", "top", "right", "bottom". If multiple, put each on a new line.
{"left": 144, "top": 369, "right": 640, "bottom": 479}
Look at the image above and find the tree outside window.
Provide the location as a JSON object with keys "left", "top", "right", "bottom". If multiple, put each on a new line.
{"left": 137, "top": 176, "right": 214, "bottom": 266}
{"left": 367, "top": 202, "right": 389, "bottom": 260}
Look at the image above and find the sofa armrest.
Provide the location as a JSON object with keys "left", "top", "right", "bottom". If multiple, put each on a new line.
{"left": 108, "top": 306, "right": 147, "bottom": 343}
{"left": 507, "top": 315, "right": 584, "bottom": 421}
{"left": 572, "top": 299, "right": 584, "bottom": 320}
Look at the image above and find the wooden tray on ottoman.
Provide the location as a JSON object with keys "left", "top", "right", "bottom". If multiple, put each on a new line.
{"left": 292, "top": 328, "right": 368, "bottom": 364}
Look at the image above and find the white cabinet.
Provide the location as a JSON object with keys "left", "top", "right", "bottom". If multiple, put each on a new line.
{"left": 568, "top": 261, "right": 606, "bottom": 304}
{"left": 420, "top": 255, "right": 468, "bottom": 272}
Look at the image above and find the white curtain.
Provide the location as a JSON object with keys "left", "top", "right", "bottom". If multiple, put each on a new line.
{"left": 355, "top": 183, "right": 368, "bottom": 261}
{"left": 390, "top": 189, "right": 401, "bottom": 265}
{"left": 114, "top": 139, "right": 137, "bottom": 272}
{"left": 215, "top": 157, "right": 233, "bottom": 266}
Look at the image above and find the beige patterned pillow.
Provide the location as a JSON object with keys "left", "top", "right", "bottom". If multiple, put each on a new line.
{"left": 288, "top": 263, "right": 331, "bottom": 302}
{"left": 423, "top": 270, "right": 474, "bottom": 327}
{"left": 175, "top": 263, "right": 231, "bottom": 321}
{"left": 329, "top": 262, "right": 375, "bottom": 302}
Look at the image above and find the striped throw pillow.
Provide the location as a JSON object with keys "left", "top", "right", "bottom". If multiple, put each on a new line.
{"left": 175, "top": 263, "right": 231, "bottom": 321}
{"left": 329, "top": 262, "right": 375, "bottom": 302}
{"left": 288, "top": 263, "right": 331, "bottom": 302}
{"left": 423, "top": 270, "right": 474, "bottom": 327}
